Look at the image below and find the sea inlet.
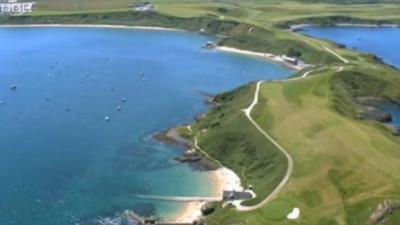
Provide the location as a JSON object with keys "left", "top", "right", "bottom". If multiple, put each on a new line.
{"left": 0, "top": 27, "right": 292, "bottom": 225}
{"left": 301, "top": 26, "right": 400, "bottom": 129}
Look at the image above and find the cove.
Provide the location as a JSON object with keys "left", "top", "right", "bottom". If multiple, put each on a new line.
{"left": 300, "top": 26, "right": 400, "bottom": 68}
{"left": 373, "top": 101, "right": 400, "bottom": 128}
{"left": 300, "top": 26, "right": 400, "bottom": 129}
{"left": 0, "top": 27, "right": 292, "bottom": 225}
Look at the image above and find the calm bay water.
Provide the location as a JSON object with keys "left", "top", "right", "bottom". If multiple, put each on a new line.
{"left": 0, "top": 27, "right": 291, "bottom": 225}
{"left": 301, "top": 26, "right": 400, "bottom": 128}
{"left": 301, "top": 26, "right": 400, "bottom": 67}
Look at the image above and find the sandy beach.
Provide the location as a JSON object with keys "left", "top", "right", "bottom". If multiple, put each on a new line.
{"left": 173, "top": 201, "right": 205, "bottom": 223}
{"left": 0, "top": 24, "right": 183, "bottom": 31}
{"left": 212, "top": 167, "right": 244, "bottom": 194}
{"left": 216, "top": 46, "right": 308, "bottom": 71}
{"left": 173, "top": 167, "right": 244, "bottom": 223}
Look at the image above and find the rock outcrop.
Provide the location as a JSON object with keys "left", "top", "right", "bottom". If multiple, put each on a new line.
{"left": 201, "top": 202, "right": 216, "bottom": 216}
{"left": 357, "top": 106, "right": 392, "bottom": 123}
{"left": 388, "top": 124, "right": 400, "bottom": 136}
{"left": 175, "top": 150, "right": 203, "bottom": 163}
{"left": 154, "top": 128, "right": 191, "bottom": 148}
{"left": 369, "top": 200, "right": 400, "bottom": 224}
{"left": 395, "top": 127, "right": 400, "bottom": 136}
{"left": 154, "top": 127, "right": 220, "bottom": 171}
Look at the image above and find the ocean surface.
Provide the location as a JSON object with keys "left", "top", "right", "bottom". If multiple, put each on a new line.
{"left": 0, "top": 27, "right": 292, "bottom": 225}
{"left": 301, "top": 26, "right": 400, "bottom": 128}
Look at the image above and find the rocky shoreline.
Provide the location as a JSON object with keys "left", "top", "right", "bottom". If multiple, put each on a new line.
{"left": 355, "top": 96, "right": 400, "bottom": 135}
{"left": 369, "top": 200, "right": 400, "bottom": 224}
{"left": 154, "top": 127, "right": 221, "bottom": 171}
{"left": 153, "top": 122, "right": 245, "bottom": 224}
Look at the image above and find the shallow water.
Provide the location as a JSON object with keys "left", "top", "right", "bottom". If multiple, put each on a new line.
{"left": 374, "top": 102, "right": 400, "bottom": 128}
{"left": 301, "top": 26, "right": 400, "bottom": 128}
{"left": 0, "top": 27, "right": 291, "bottom": 225}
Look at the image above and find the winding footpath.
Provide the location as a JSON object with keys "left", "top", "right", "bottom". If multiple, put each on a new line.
{"left": 237, "top": 62, "right": 345, "bottom": 211}
{"left": 238, "top": 81, "right": 294, "bottom": 211}
{"left": 324, "top": 46, "right": 349, "bottom": 64}
{"left": 188, "top": 46, "right": 348, "bottom": 212}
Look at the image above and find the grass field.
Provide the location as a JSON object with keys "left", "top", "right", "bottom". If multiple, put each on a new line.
{"left": 203, "top": 66, "right": 400, "bottom": 225}
{"left": 190, "top": 84, "right": 288, "bottom": 206}
{"left": 3, "top": 0, "right": 400, "bottom": 224}
{"left": 31, "top": 0, "right": 400, "bottom": 23}
{"left": 253, "top": 70, "right": 400, "bottom": 225}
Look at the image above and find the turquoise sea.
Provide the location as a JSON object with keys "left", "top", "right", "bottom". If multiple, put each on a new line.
{"left": 0, "top": 27, "right": 292, "bottom": 225}
{"left": 301, "top": 26, "right": 400, "bottom": 128}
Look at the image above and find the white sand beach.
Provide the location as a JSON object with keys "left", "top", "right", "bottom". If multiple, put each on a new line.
{"left": 216, "top": 46, "right": 308, "bottom": 71}
{"left": 0, "top": 24, "right": 182, "bottom": 31}
{"left": 212, "top": 167, "right": 244, "bottom": 195}
{"left": 173, "top": 167, "right": 244, "bottom": 223}
{"left": 173, "top": 201, "right": 205, "bottom": 223}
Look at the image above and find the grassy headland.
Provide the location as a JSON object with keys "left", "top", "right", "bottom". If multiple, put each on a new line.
{"left": 201, "top": 64, "right": 400, "bottom": 225}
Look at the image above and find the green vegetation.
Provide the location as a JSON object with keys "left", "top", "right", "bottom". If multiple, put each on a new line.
{"left": 330, "top": 69, "right": 400, "bottom": 116}
{"left": 3, "top": 0, "right": 400, "bottom": 224}
{"left": 192, "top": 84, "right": 288, "bottom": 206}
{"left": 298, "top": 0, "right": 400, "bottom": 5}
{"left": 205, "top": 66, "right": 400, "bottom": 225}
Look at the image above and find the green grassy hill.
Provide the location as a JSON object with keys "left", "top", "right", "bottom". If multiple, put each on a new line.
{"left": 202, "top": 65, "right": 400, "bottom": 225}
{"left": 298, "top": 0, "right": 400, "bottom": 4}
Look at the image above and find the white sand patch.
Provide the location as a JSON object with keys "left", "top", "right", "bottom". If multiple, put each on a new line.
{"left": 214, "top": 167, "right": 244, "bottom": 193}
{"left": 287, "top": 207, "right": 300, "bottom": 220}
{"left": 0, "top": 24, "right": 182, "bottom": 31}
{"left": 216, "top": 46, "right": 310, "bottom": 71}
{"left": 173, "top": 201, "right": 205, "bottom": 223}
{"left": 172, "top": 167, "right": 244, "bottom": 223}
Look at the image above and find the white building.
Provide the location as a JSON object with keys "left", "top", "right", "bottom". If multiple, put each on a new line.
{"left": 133, "top": 2, "right": 155, "bottom": 12}
{"left": 282, "top": 55, "right": 299, "bottom": 65}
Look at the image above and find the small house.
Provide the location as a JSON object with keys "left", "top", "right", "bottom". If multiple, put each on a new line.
{"left": 133, "top": 2, "right": 155, "bottom": 12}
{"left": 282, "top": 55, "right": 298, "bottom": 65}
{"left": 223, "top": 190, "right": 253, "bottom": 201}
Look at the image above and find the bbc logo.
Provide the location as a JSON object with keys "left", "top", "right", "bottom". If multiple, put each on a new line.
{"left": 0, "top": 0, "right": 35, "bottom": 15}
